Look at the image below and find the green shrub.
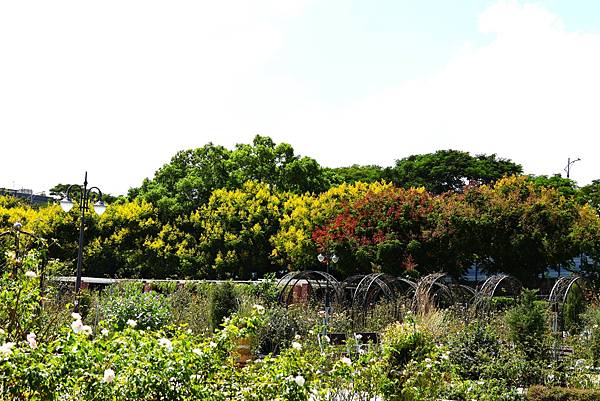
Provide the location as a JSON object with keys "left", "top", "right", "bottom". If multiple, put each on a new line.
{"left": 382, "top": 321, "right": 432, "bottom": 369}
{"left": 564, "top": 284, "right": 586, "bottom": 333}
{"left": 99, "top": 284, "right": 172, "bottom": 331}
{"left": 169, "top": 286, "right": 211, "bottom": 334}
{"left": 527, "top": 385, "right": 600, "bottom": 401}
{"left": 506, "top": 289, "right": 550, "bottom": 360}
{"left": 583, "top": 307, "right": 600, "bottom": 365}
{"left": 449, "top": 321, "right": 500, "bottom": 380}
{"left": 209, "top": 282, "right": 238, "bottom": 330}
{"left": 247, "top": 273, "right": 279, "bottom": 307}
{"left": 490, "top": 296, "right": 517, "bottom": 311}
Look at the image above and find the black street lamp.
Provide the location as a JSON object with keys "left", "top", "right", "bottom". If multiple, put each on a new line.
{"left": 317, "top": 252, "right": 338, "bottom": 330}
{"left": 59, "top": 172, "right": 106, "bottom": 311}
{"left": 564, "top": 157, "right": 581, "bottom": 179}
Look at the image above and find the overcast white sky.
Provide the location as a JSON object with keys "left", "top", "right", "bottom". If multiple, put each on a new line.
{"left": 1, "top": 0, "right": 599, "bottom": 196}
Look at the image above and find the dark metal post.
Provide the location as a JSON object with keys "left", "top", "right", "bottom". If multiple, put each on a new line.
{"left": 74, "top": 172, "right": 88, "bottom": 312}
{"left": 14, "top": 230, "right": 19, "bottom": 276}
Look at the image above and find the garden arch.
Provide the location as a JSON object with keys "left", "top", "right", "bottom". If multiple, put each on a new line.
{"left": 549, "top": 275, "right": 593, "bottom": 332}
{"left": 412, "top": 273, "right": 454, "bottom": 313}
{"left": 277, "top": 270, "right": 343, "bottom": 307}
{"left": 473, "top": 274, "right": 522, "bottom": 313}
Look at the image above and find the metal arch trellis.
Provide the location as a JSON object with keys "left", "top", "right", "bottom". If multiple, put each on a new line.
{"left": 412, "top": 273, "right": 453, "bottom": 312}
{"left": 473, "top": 274, "right": 522, "bottom": 313}
{"left": 548, "top": 275, "right": 593, "bottom": 332}
{"left": 352, "top": 273, "right": 393, "bottom": 309}
{"left": 340, "top": 275, "right": 367, "bottom": 306}
{"left": 477, "top": 274, "right": 522, "bottom": 299}
{"left": 449, "top": 284, "right": 477, "bottom": 306}
{"left": 549, "top": 275, "right": 586, "bottom": 305}
{"left": 277, "top": 270, "right": 343, "bottom": 307}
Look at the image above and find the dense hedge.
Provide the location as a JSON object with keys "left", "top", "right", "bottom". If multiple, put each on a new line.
{"left": 528, "top": 386, "right": 600, "bottom": 401}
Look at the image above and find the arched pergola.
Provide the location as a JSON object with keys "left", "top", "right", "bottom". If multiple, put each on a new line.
{"left": 277, "top": 270, "right": 343, "bottom": 307}
{"left": 412, "top": 273, "right": 454, "bottom": 313}
{"left": 549, "top": 275, "right": 593, "bottom": 332}
{"left": 473, "top": 274, "right": 522, "bottom": 313}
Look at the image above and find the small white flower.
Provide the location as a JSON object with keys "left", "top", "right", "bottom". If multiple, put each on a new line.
{"left": 158, "top": 338, "right": 173, "bottom": 352}
{"left": 192, "top": 348, "right": 203, "bottom": 356}
{"left": 323, "top": 335, "right": 330, "bottom": 343}
{"left": 209, "top": 341, "right": 217, "bottom": 348}
{"left": 291, "top": 341, "right": 302, "bottom": 350}
{"left": 294, "top": 375, "right": 305, "bottom": 387}
{"left": 340, "top": 357, "right": 352, "bottom": 366}
{"left": 0, "top": 342, "right": 15, "bottom": 357}
{"left": 354, "top": 333, "right": 363, "bottom": 340}
{"left": 71, "top": 312, "right": 82, "bottom": 321}
{"left": 101, "top": 328, "right": 109, "bottom": 336}
{"left": 187, "top": 329, "right": 193, "bottom": 334}
{"left": 25, "top": 270, "right": 37, "bottom": 278}
{"left": 126, "top": 319, "right": 137, "bottom": 328}
{"left": 27, "top": 333, "right": 37, "bottom": 349}
{"left": 71, "top": 319, "right": 83, "bottom": 333}
{"left": 80, "top": 325, "right": 93, "bottom": 336}
{"left": 253, "top": 304, "right": 265, "bottom": 313}
{"left": 103, "top": 368, "right": 115, "bottom": 383}
{"left": 294, "top": 334, "right": 301, "bottom": 340}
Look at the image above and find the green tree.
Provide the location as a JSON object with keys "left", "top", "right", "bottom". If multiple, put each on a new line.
{"left": 528, "top": 174, "right": 578, "bottom": 197}
{"left": 506, "top": 289, "right": 549, "bottom": 360}
{"left": 324, "top": 164, "right": 385, "bottom": 185}
{"left": 579, "top": 179, "right": 600, "bottom": 211}
{"left": 384, "top": 150, "right": 522, "bottom": 194}
{"left": 132, "top": 136, "right": 328, "bottom": 221}
{"left": 190, "top": 181, "right": 285, "bottom": 279}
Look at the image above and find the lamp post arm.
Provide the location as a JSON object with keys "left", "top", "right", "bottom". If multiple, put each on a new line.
{"left": 86, "top": 186, "right": 103, "bottom": 202}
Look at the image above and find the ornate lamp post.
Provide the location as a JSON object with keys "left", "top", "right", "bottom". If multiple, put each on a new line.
{"left": 318, "top": 252, "right": 338, "bottom": 331}
{"left": 59, "top": 172, "right": 106, "bottom": 311}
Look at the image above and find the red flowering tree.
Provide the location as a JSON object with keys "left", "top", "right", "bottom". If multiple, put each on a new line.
{"left": 312, "top": 187, "right": 437, "bottom": 276}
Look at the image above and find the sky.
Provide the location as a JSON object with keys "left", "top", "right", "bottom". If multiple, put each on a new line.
{"left": 1, "top": 0, "right": 599, "bottom": 196}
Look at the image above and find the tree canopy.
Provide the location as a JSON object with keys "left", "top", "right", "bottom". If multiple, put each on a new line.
{"left": 384, "top": 150, "right": 523, "bottom": 194}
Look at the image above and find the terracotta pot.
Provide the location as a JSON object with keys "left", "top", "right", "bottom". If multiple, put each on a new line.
{"left": 234, "top": 337, "right": 252, "bottom": 366}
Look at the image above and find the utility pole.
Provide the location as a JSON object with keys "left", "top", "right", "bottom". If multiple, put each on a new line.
{"left": 564, "top": 157, "right": 581, "bottom": 179}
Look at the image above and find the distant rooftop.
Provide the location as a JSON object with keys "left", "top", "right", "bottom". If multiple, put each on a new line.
{"left": 0, "top": 188, "right": 54, "bottom": 206}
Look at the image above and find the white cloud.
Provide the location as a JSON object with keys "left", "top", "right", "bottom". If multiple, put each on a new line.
{"left": 270, "top": 0, "right": 600, "bottom": 185}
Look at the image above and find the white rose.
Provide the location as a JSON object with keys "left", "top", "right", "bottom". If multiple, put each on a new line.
{"left": 126, "top": 319, "right": 137, "bottom": 328}
{"left": 103, "top": 368, "right": 115, "bottom": 383}
{"left": 101, "top": 328, "right": 109, "bottom": 336}
{"left": 294, "top": 375, "right": 305, "bottom": 387}
{"left": 25, "top": 271, "right": 37, "bottom": 278}
{"left": 291, "top": 341, "right": 302, "bottom": 350}
{"left": 340, "top": 357, "right": 352, "bottom": 366}
{"left": 27, "top": 333, "right": 37, "bottom": 349}
{"left": 71, "top": 312, "right": 82, "bottom": 321}
{"left": 71, "top": 319, "right": 83, "bottom": 334}
{"left": 0, "top": 342, "right": 15, "bottom": 357}
{"left": 158, "top": 338, "right": 173, "bottom": 352}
